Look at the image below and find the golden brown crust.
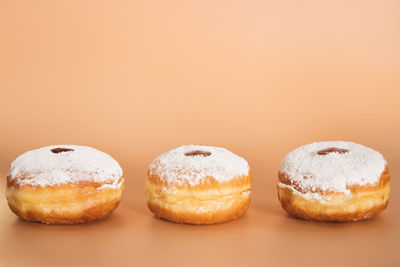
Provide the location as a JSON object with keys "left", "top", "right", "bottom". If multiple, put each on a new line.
{"left": 7, "top": 197, "right": 121, "bottom": 224}
{"left": 147, "top": 197, "right": 250, "bottom": 225}
{"left": 277, "top": 168, "right": 390, "bottom": 222}
{"left": 146, "top": 173, "right": 251, "bottom": 224}
{"left": 278, "top": 193, "right": 388, "bottom": 222}
{"left": 6, "top": 177, "right": 123, "bottom": 224}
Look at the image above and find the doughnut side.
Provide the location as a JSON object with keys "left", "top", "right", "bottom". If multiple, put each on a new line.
{"left": 277, "top": 168, "right": 390, "bottom": 222}
{"left": 6, "top": 178, "right": 123, "bottom": 224}
{"left": 145, "top": 174, "right": 251, "bottom": 224}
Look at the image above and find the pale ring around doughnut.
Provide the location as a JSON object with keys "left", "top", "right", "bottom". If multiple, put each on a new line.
{"left": 146, "top": 145, "right": 251, "bottom": 224}
{"left": 6, "top": 145, "right": 124, "bottom": 224}
{"left": 277, "top": 141, "right": 390, "bottom": 222}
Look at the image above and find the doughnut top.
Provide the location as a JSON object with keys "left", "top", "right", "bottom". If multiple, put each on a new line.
{"left": 8, "top": 145, "right": 123, "bottom": 187}
{"left": 149, "top": 145, "right": 250, "bottom": 186}
{"left": 279, "top": 141, "right": 387, "bottom": 194}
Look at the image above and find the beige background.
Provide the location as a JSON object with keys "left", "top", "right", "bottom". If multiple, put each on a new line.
{"left": 0, "top": 0, "right": 399, "bottom": 266}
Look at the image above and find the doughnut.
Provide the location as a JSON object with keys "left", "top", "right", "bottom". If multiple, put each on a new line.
{"left": 146, "top": 145, "right": 251, "bottom": 224}
{"left": 277, "top": 141, "right": 390, "bottom": 222}
{"left": 6, "top": 145, "right": 124, "bottom": 224}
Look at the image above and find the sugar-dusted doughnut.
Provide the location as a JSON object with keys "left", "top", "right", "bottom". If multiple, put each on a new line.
{"left": 277, "top": 141, "right": 390, "bottom": 222}
{"left": 6, "top": 145, "right": 124, "bottom": 224}
{"left": 146, "top": 145, "right": 251, "bottom": 224}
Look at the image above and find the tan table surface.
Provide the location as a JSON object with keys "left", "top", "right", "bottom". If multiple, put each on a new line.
{"left": 1, "top": 0, "right": 399, "bottom": 266}
{"left": 1, "top": 154, "right": 399, "bottom": 267}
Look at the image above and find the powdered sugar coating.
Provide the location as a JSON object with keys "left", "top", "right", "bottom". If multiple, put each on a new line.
{"left": 8, "top": 145, "right": 123, "bottom": 188}
{"left": 279, "top": 141, "right": 387, "bottom": 194}
{"left": 278, "top": 182, "right": 331, "bottom": 204}
{"left": 149, "top": 145, "right": 250, "bottom": 186}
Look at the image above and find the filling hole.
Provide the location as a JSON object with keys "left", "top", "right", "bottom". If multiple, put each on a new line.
{"left": 317, "top": 147, "right": 349, "bottom": 155}
{"left": 51, "top": 147, "right": 74, "bottom": 154}
{"left": 184, "top": 150, "right": 211, "bottom": 157}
